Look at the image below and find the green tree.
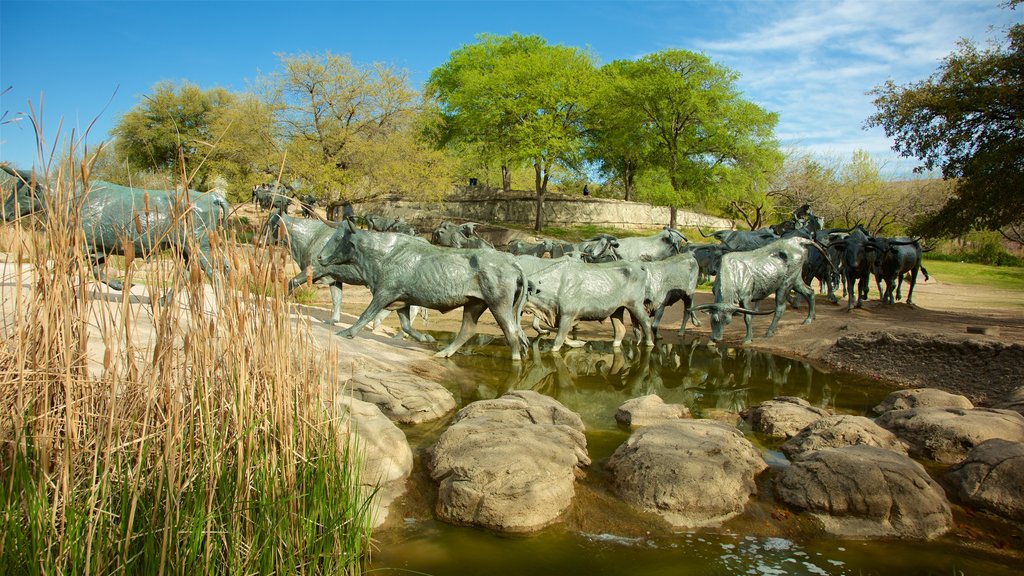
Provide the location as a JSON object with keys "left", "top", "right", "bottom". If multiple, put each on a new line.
{"left": 587, "top": 60, "right": 652, "bottom": 202}
{"left": 263, "top": 52, "right": 449, "bottom": 215}
{"left": 602, "top": 50, "right": 781, "bottom": 228}
{"left": 111, "top": 81, "right": 234, "bottom": 190}
{"left": 427, "top": 34, "right": 596, "bottom": 231}
{"left": 866, "top": 3, "right": 1024, "bottom": 241}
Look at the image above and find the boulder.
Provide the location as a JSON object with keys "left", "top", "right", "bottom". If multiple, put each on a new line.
{"left": 337, "top": 396, "right": 414, "bottom": 528}
{"left": 994, "top": 386, "right": 1024, "bottom": 417}
{"left": 346, "top": 371, "right": 457, "bottom": 424}
{"left": 944, "top": 438, "right": 1024, "bottom": 522}
{"left": 780, "top": 414, "right": 907, "bottom": 459}
{"left": 875, "top": 407, "right": 1024, "bottom": 464}
{"left": 873, "top": 388, "right": 973, "bottom": 414}
{"left": 425, "top": 390, "right": 590, "bottom": 533}
{"left": 606, "top": 419, "right": 767, "bottom": 528}
{"left": 615, "top": 394, "right": 690, "bottom": 428}
{"left": 742, "top": 396, "right": 830, "bottom": 439}
{"left": 775, "top": 445, "right": 953, "bottom": 540}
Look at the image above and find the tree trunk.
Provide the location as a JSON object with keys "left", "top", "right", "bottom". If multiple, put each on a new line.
{"left": 670, "top": 206, "right": 678, "bottom": 229}
{"left": 534, "top": 161, "right": 547, "bottom": 232}
{"left": 502, "top": 164, "right": 512, "bottom": 192}
{"left": 623, "top": 160, "right": 635, "bottom": 202}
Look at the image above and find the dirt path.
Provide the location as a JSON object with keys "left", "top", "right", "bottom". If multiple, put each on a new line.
{"left": 304, "top": 271, "right": 1024, "bottom": 407}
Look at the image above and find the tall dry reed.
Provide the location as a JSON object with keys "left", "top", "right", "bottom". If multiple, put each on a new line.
{"left": 0, "top": 152, "right": 374, "bottom": 575}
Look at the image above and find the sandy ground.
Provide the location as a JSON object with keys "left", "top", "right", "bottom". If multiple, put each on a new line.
{"left": 298, "top": 270, "right": 1024, "bottom": 407}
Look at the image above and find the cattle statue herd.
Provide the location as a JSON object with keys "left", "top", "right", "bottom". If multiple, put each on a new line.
{"left": 2, "top": 167, "right": 929, "bottom": 362}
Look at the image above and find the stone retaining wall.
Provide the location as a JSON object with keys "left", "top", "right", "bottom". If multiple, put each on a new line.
{"left": 354, "top": 189, "right": 734, "bottom": 234}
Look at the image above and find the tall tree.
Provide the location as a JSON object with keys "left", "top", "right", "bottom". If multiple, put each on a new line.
{"left": 263, "top": 52, "right": 449, "bottom": 213}
{"left": 866, "top": 3, "right": 1024, "bottom": 241}
{"left": 603, "top": 50, "right": 781, "bottom": 228}
{"left": 587, "top": 60, "right": 652, "bottom": 202}
{"left": 111, "top": 81, "right": 234, "bottom": 189}
{"left": 427, "top": 34, "right": 596, "bottom": 231}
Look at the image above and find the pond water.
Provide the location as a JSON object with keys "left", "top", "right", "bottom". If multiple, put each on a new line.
{"left": 368, "top": 335, "right": 1022, "bottom": 576}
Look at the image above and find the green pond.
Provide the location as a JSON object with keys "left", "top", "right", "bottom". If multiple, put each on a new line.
{"left": 368, "top": 334, "right": 1022, "bottom": 576}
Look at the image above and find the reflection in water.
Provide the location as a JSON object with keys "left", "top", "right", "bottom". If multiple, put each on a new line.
{"left": 435, "top": 333, "right": 870, "bottom": 419}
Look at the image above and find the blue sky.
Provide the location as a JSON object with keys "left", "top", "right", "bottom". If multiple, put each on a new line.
{"left": 1, "top": 0, "right": 1019, "bottom": 178}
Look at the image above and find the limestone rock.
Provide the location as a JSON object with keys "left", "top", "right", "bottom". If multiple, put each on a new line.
{"left": 426, "top": 390, "right": 590, "bottom": 533}
{"left": 873, "top": 388, "right": 973, "bottom": 414}
{"left": 875, "top": 407, "right": 1024, "bottom": 463}
{"left": 742, "top": 396, "right": 830, "bottom": 439}
{"left": 944, "top": 438, "right": 1024, "bottom": 522}
{"left": 337, "top": 396, "right": 414, "bottom": 528}
{"left": 994, "top": 386, "right": 1024, "bottom": 417}
{"left": 615, "top": 394, "right": 690, "bottom": 428}
{"left": 775, "top": 445, "right": 953, "bottom": 540}
{"left": 780, "top": 414, "right": 907, "bottom": 459}
{"left": 606, "top": 419, "right": 767, "bottom": 528}
{"left": 347, "top": 371, "right": 456, "bottom": 424}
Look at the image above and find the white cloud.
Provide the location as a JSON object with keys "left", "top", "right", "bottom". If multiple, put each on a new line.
{"left": 686, "top": 0, "right": 1019, "bottom": 176}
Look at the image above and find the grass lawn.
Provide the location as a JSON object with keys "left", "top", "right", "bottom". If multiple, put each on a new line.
{"left": 923, "top": 259, "right": 1024, "bottom": 291}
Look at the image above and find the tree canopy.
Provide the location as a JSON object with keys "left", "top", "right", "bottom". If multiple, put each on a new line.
{"left": 866, "top": 4, "right": 1024, "bottom": 239}
{"left": 427, "top": 34, "right": 596, "bottom": 230}
{"left": 592, "top": 50, "right": 782, "bottom": 228}
{"left": 111, "top": 81, "right": 235, "bottom": 190}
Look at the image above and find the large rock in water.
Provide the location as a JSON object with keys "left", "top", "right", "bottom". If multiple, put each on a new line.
{"left": 775, "top": 445, "right": 953, "bottom": 540}
{"left": 346, "top": 371, "right": 457, "bottom": 424}
{"left": 944, "top": 439, "right": 1024, "bottom": 522}
{"left": 337, "top": 396, "right": 414, "bottom": 528}
{"left": 742, "top": 396, "right": 830, "bottom": 439}
{"left": 606, "top": 419, "right": 767, "bottom": 528}
{"left": 425, "top": 390, "right": 590, "bottom": 533}
{"left": 875, "top": 407, "right": 1024, "bottom": 463}
{"left": 615, "top": 394, "right": 690, "bottom": 428}
{"left": 873, "top": 387, "right": 973, "bottom": 414}
{"left": 780, "top": 414, "right": 907, "bottom": 459}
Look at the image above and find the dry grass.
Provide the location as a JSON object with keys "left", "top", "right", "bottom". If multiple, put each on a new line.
{"left": 0, "top": 156, "right": 374, "bottom": 574}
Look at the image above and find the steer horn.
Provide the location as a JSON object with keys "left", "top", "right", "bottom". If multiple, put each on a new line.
{"left": 696, "top": 225, "right": 713, "bottom": 239}
{"left": 0, "top": 164, "right": 35, "bottom": 183}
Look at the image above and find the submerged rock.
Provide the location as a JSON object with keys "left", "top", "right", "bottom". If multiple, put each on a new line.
{"left": 425, "top": 390, "right": 590, "bottom": 533}
{"left": 742, "top": 396, "right": 830, "bottom": 439}
{"left": 615, "top": 394, "right": 690, "bottom": 428}
{"left": 346, "top": 370, "right": 457, "bottom": 424}
{"left": 873, "top": 388, "right": 973, "bottom": 414}
{"left": 606, "top": 419, "right": 766, "bottom": 528}
{"left": 774, "top": 445, "right": 953, "bottom": 540}
{"left": 944, "top": 438, "right": 1024, "bottom": 522}
{"left": 875, "top": 407, "right": 1024, "bottom": 463}
{"left": 780, "top": 414, "right": 907, "bottom": 459}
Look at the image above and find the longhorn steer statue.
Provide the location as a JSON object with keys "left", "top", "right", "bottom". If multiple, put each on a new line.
{"left": 263, "top": 210, "right": 426, "bottom": 333}
{"left": 640, "top": 252, "right": 701, "bottom": 338}
{"left": 613, "top": 226, "right": 689, "bottom": 261}
{"left": 517, "top": 256, "right": 655, "bottom": 352}
{"left": 698, "top": 226, "right": 780, "bottom": 252}
{"left": 828, "top": 225, "right": 876, "bottom": 310}
{"left": 317, "top": 225, "right": 530, "bottom": 360}
{"left": 507, "top": 238, "right": 553, "bottom": 257}
{"left": 2, "top": 165, "right": 228, "bottom": 293}
{"left": 430, "top": 220, "right": 493, "bottom": 249}
{"left": 686, "top": 243, "right": 730, "bottom": 283}
{"left": 694, "top": 237, "right": 821, "bottom": 343}
{"left": 252, "top": 183, "right": 292, "bottom": 213}
{"left": 870, "top": 236, "right": 929, "bottom": 305}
